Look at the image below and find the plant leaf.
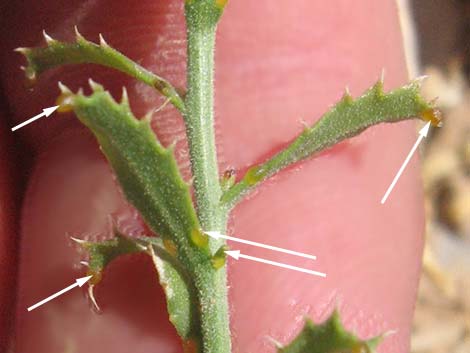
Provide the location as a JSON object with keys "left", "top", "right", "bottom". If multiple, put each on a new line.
{"left": 143, "top": 236, "right": 202, "bottom": 345}
{"left": 277, "top": 310, "right": 381, "bottom": 353}
{"left": 221, "top": 78, "right": 440, "bottom": 209}
{"left": 61, "top": 81, "right": 211, "bottom": 266}
{"left": 79, "top": 233, "right": 143, "bottom": 282}
{"left": 16, "top": 29, "right": 185, "bottom": 111}
{"left": 75, "top": 233, "right": 201, "bottom": 346}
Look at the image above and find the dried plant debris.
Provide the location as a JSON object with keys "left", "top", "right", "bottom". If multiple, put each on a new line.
{"left": 414, "top": 64, "right": 470, "bottom": 353}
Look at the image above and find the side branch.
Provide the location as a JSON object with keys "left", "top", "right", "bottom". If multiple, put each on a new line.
{"left": 221, "top": 78, "right": 440, "bottom": 209}
{"left": 16, "top": 29, "right": 185, "bottom": 112}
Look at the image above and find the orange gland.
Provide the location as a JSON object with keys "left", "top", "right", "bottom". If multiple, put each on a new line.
{"left": 86, "top": 270, "right": 102, "bottom": 286}
{"left": 215, "top": 0, "right": 229, "bottom": 9}
{"left": 211, "top": 253, "right": 226, "bottom": 269}
{"left": 420, "top": 108, "right": 442, "bottom": 127}
{"left": 190, "top": 228, "right": 208, "bottom": 248}
{"left": 211, "top": 256, "right": 226, "bottom": 269}
{"left": 56, "top": 90, "right": 75, "bottom": 113}
{"left": 211, "top": 245, "right": 228, "bottom": 270}
{"left": 163, "top": 239, "right": 178, "bottom": 257}
{"left": 244, "top": 166, "right": 266, "bottom": 186}
{"left": 183, "top": 339, "right": 198, "bottom": 353}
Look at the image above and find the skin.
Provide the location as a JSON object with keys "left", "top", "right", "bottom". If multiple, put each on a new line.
{"left": 0, "top": 1, "right": 424, "bottom": 352}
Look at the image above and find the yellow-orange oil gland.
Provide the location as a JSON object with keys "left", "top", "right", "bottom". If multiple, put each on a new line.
{"left": 190, "top": 228, "right": 208, "bottom": 248}
{"left": 215, "top": 0, "right": 228, "bottom": 8}
{"left": 163, "top": 239, "right": 178, "bottom": 257}
{"left": 211, "top": 254, "right": 226, "bottom": 270}
{"left": 86, "top": 270, "right": 102, "bottom": 286}
{"left": 55, "top": 91, "right": 75, "bottom": 113}
{"left": 243, "top": 166, "right": 267, "bottom": 186}
{"left": 183, "top": 339, "right": 199, "bottom": 353}
{"left": 420, "top": 108, "right": 442, "bottom": 127}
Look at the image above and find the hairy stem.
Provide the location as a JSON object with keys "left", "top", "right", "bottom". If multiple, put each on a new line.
{"left": 184, "top": 5, "right": 223, "bottom": 231}
{"left": 184, "top": 2, "right": 230, "bottom": 353}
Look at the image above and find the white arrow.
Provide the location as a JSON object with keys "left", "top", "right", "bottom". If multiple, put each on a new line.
{"left": 381, "top": 121, "right": 432, "bottom": 204}
{"left": 206, "top": 231, "right": 316, "bottom": 260}
{"left": 225, "top": 250, "right": 326, "bottom": 278}
{"left": 11, "top": 105, "right": 59, "bottom": 132}
{"left": 27, "top": 275, "right": 93, "bottom": 312}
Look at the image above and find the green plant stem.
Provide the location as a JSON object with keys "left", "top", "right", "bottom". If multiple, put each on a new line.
{"left": 192, "top": 264, "right": 230, "bottom": 353}
{"left": 184, "top": 12, "right": 223, "bottom": 231}
{"left": 184, "top": 2, "right": 230, "bottom": 353}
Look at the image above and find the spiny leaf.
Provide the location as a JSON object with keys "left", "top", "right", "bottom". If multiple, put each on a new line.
{"left": 16, "top": 29, "right": 185, "bottom": 111}
{"left": 221, "top": 78, "right": 441, "bottom": 209}
{"left": 60, "top": 81, "right": 211, "bottom": 267}
{"left": 74, "top": 233, "right": 202, "bottom": 346}
{"left": 278, "top": 310, "right": 381, "bottom": 353}
{"left": 75, "top": 233, "right": 143, "bottom": 284}
{"left": 58, "top": 80, "right": 226, "bottom": 353}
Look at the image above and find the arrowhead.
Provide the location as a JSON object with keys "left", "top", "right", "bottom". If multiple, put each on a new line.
{"left": 224, "top": 250, "right": 240, "bottom": 260}
{"left": 43, "top": 105, "right": 59, "bottom": 117}
{"left": 76, "top": 275, "right": 93, "bottom": 287}
{"left": 418, "top": 121, "right": 431, "bottom": 137}
{"left": 205, "top": 231, "right": 221, "bottom": 239}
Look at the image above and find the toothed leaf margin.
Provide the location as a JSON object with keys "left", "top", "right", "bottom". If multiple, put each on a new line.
{"left": 278, "top": 311, "right": 381, "bottom": 353}
{"left": 16, "top": 29, "right": 184, "bottom": 111}
{"left": 221, "top": 78, "right": 440, "bottom": 208}
{"left": 75, "top": 233, "right": 202, "bottom": 346}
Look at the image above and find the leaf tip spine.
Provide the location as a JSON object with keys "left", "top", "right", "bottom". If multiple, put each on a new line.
{"left": 379, "top": 68, "right": 385, "bottom": 84}
{"left": 88, "top": 78, "right": 104, "bottom": 92}
{"left": 74, "top": 25, "right": 86, "bottom": 42}
{"left": 58, "top": 81, "right": 72, "bottom": 94}
{"left": 42, "top": 30, "right": 56, "bottom": 45}
{"left": 141, "top": 111, "right": 153, "bottom": 125}
{"left": 372, "top": 79, "right": 384, "bottom": 98}
{"left": 99, "top": 33, "right": 109, "bottom": 47}
{"left": 70, "top": 236, "right": 88, "bottom": 245}
{"left": 341, "top": 86, "right": 353, "bottom": 104}
{"left": 266, "top": 335, "right": 283, "bottom": 350}
{"left": 120, "top": 86, "right": 129, "bottom": 106}
{"left": 14, "top": 47, "right": 30, "bottom": 55}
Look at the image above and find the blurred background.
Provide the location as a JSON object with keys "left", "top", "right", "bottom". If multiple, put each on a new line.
{"left": 408, "top": 1, "right": 470, "bottom": 352}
